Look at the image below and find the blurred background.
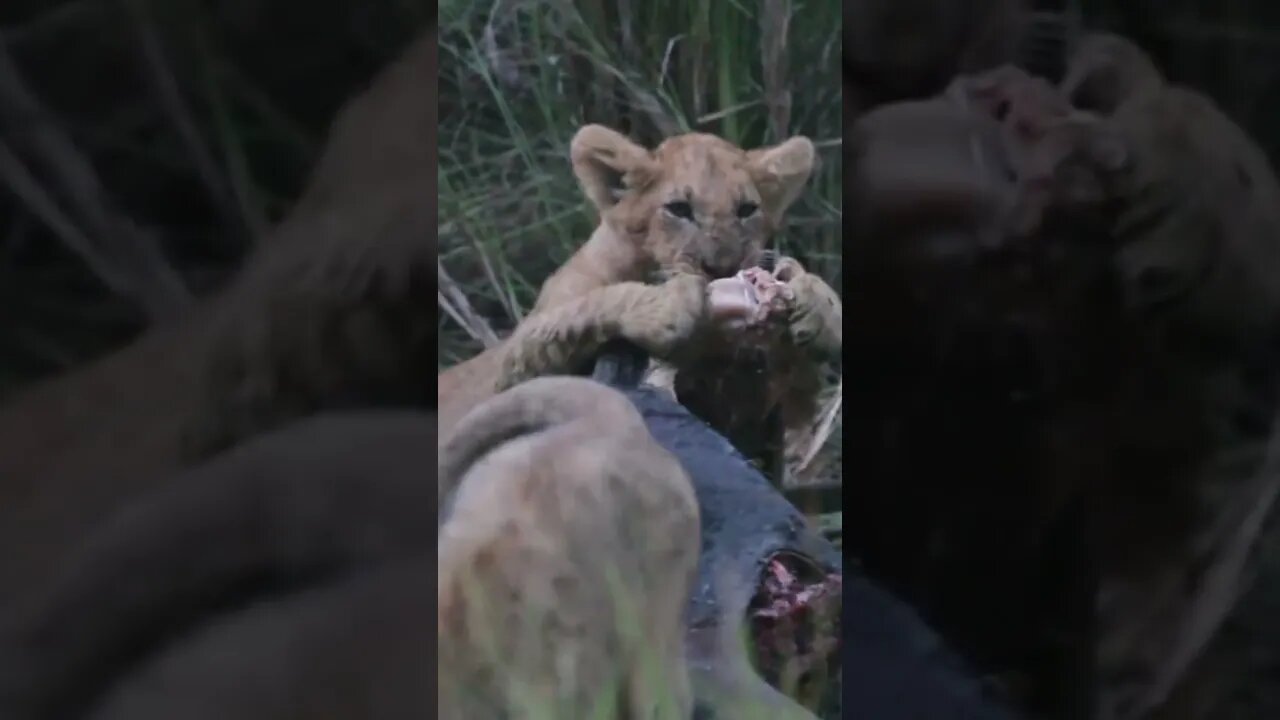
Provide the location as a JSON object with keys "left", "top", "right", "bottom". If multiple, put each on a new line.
{"left": 0, "top": 0, "right": 426, "bottom": 398}
{"left": 437, "top": 0, "right": 845, "bottom": 499}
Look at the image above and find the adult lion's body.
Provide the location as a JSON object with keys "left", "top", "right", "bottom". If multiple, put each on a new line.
{"left": 438, "top": 376, "right": 701, "bottom": 719}
{"left": 437, "top": 127, "right": 842, "bottom": 479}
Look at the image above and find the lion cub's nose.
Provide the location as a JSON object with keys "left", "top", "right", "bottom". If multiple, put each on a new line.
{"left": 700, "top": 259, "right": 744, "bottom": 279}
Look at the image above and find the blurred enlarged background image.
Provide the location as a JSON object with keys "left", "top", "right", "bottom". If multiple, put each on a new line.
{"left": 8, "top": 0, "right": 1280, "bottom": 718}
{"left": 0, "top": 1, "right": 427, "bottom": 394}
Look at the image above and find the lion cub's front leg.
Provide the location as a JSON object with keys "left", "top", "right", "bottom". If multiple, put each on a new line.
{"left": 495, "top": 272, "right": 709, "bottom": 392}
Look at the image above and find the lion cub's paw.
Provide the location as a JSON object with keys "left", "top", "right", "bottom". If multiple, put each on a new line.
{"left": 707, "top": 257, "right": 841, "bottom": 354}
{"left": 772, "top": 257, "right": 841, "bottom": 352}
{"left": 625, "top": 271, "right": 709, "bottom": 358}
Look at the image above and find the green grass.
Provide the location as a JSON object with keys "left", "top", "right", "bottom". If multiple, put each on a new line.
{"left": 436, "top": 0, "right": 842, "bottom": 366}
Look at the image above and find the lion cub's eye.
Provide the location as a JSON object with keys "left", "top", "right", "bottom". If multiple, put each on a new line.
{"left": 736, "top": 201, "right": 760, "bottom": 219}
{"left": 664, "top": 201, "right": 695, "bottom": 220}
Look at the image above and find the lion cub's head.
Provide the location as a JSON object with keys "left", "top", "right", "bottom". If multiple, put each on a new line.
{"left": 571, "top": 125, "right": 816, "bottom": 279}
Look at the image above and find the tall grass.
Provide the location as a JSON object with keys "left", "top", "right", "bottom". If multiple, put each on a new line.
{"left": 436, "top": 0, "right": 842, "bottom": 366}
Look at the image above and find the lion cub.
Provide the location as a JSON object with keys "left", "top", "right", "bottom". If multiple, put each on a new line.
{"left": 437, "top": 126, "right": 842, "bottom": 482}
{"left": 437, "top": 376, "right": 700, "bottom": 719}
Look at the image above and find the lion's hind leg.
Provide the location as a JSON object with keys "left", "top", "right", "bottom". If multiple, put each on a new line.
{"left": 438, "top": 376, "right": 701, "bottom": 720}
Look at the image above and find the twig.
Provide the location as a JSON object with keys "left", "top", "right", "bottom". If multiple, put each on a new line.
{"left": 440, "top": 221, "right": 522, "bottom": 324}
{"left": 437, "top": 291, "right": 477, "bottom": 343}
{"left": 438, "top": 260, "right": 501, "bottom": 348}
{"left": 796, "top": 377, "right": 842, "bottom": 476}
{"left": 0, "top": 37, "right": 191, "bottom": 322}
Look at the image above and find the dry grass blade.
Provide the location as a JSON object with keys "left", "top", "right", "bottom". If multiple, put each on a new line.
{"left": 0, "top": 139, "right": 132, "bottom": 295}
{"left": 0, "top": 38, "right": 191, "bottom": 322}
{"left": 591, "top": 55, "right": 680, "bottom": 136}
{"left": 481, "top": 0, "right": 522, "bottom": 88}
{"left": 796, "top": 377, "right": 842, "bottom": 478}
{"left": 760, "top": 0, "right": 793, "bottom": 141}
{"left": 438, "top": 260, "right": 502, "bottom": 348}
{"left": 463, "top": 228, "right": 522, "bottom": 324}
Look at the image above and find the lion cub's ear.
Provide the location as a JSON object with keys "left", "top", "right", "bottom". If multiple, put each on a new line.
{"left": 571, "top": 125, "right": 659, "bottom": 213}
{"left": 746, "top": 136, "right": 816, "bottom": 220}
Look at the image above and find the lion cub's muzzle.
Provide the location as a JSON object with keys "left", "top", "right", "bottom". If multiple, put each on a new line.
{"left": 685, "top": 246, "right": 768, "bottom": 281}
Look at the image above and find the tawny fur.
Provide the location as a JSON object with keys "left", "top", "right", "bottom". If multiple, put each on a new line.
{"left": 437, "top": 126, "right": 842, "bottom": 481}
{"left": 438, "top": 376, "right": 700, "bottom": 719}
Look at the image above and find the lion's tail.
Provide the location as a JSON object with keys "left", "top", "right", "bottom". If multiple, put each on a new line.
{"left": 437, "top": 375, "right": 647, "bottom": 515}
